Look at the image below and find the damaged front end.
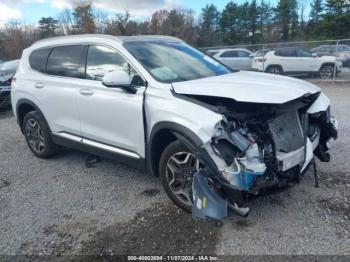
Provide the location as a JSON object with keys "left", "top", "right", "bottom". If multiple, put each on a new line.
{"left": 189, "top": 93, "right": 338, "bottom": 221}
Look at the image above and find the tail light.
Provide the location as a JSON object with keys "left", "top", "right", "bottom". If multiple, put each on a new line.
{"left": 256, "top": 58, "right": 266, "bottom": 63}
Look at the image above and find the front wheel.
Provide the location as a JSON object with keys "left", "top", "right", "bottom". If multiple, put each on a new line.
{"left": 159, "top": 140, "right": 201, "bottom": 213}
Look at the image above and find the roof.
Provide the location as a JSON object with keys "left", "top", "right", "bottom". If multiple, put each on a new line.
{"left": 31, "top": 34, "right": 183, "bottom": 49}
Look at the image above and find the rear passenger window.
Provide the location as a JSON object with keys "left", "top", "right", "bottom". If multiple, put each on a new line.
{"left": 86, "top": 45, "right": 135, "bottom": 81}
{"left": 29, "top": 48, "right": 52, "bottom": 73}
{"left": 46, "top": 45, "right": 86, "bottom": 78}
{"left": 220, "top": 51, "right": 238, "bottom": 58}
{"left": 275, "top": 49, "right": 297, "bottom": 57}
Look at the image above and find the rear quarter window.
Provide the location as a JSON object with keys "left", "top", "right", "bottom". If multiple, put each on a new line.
{"left": 46, "top": 45, "right": 86, "bottom": 78}
{"left": 29, "top": 48, "right": 52, "bottom": 73}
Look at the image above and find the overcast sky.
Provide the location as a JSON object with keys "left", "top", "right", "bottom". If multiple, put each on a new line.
{"left": 0, "top": 0, "right": 247, "bottom": 25}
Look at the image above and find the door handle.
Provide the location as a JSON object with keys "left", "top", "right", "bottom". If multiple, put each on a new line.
{"left": 79, "top": 88, "right": 94, "bottom": 96}
{"left": 34, "top": 82, "right": 45, "bottom": 89}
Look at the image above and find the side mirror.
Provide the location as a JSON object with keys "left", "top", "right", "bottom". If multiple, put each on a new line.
{"left": 102, "top": 70, "right": 137, "bottom": 94}
{"left": 312, "top": 53, "right": 318, "bottom": 58}
{"left": 249, "top": 54, "right": 254, "bottom": 58}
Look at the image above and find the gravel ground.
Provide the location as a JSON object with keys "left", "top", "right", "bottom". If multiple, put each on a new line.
{"left": 0, "top": 82, "right": 349, "bottom": 258}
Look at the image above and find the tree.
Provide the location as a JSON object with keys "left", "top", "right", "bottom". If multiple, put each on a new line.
{"left": 114, "top": 10, "right": 131, "bottom": 35}
{"left": 249, "top": 0, "right": 258, "bottom": 43}
{"left": 310, "top": 0, "right": 323, "bottom": 22}
{"left": 275, "top": 0, "right": 299, "bottom": 41}
{"left": 38, "top": 17, "right": 58, "bottom": 38}
{"left": 163, "top": 10, "right": 185, "bottom": 37}
{"left": 257, "top": 0, "right": 273, "bottom": 42}
{"left": 72, "top": 0, "right": 96, "bottom": 34}
{"left": 320, "top": 0, "right": 350, "bottom": 38}
{"left": 151, "top": 10, "right": 169, "bottom": 34}
{"left": 197, "top": 4, "right": 221, "bottom": 47}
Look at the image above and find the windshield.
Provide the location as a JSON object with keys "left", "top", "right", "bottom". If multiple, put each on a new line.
{"left": 336, "top": 45, "right": 350, "bottom": 52}
{"left": 124, "top": 41, "right": 230, "bottom": 83}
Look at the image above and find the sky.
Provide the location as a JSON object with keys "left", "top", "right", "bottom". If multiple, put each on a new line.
{"left": 0, "top": 0, "right": 312, "bottom": 26}
{"left": 0, "top": 0, "right": 275, "bottom": 25}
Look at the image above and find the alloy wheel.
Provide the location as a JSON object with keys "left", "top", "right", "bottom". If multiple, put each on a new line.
{"left": 165, "top": 152, "right": 200, "bottom": 207}
{"left": 25, "top": 118, "right": 46, "bottom": 154}
{"left": 320, "top": 65, "right": 334, "bottom": 79}
{"left": 268, "top": 67, "right": 281, "bottom": 75}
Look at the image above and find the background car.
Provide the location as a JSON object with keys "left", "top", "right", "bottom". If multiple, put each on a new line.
{"left": 311, "top": 44, "right": 350, "bottom": 68}
{"left": 207, "top": 48, "right": 254, "bottom": 70}
{"left": 252, "top": 47, "right": 342, "bottom": 79}
{"left": 0, "top": 59, "right": 19, "bottom": 109}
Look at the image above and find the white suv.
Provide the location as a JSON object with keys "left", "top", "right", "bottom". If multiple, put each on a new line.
{"left": 252, "top": 47, "right": 342, "bottom": 79}
{"left": 12, "top": 35, "right": 338, "bottom": 221}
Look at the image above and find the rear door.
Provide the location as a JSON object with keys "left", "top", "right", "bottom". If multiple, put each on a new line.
{"left": 217, "top": 50, "right": 239, "bottom": 70}
{"left": 29, "top": 45, "right": 86, "bottom": 136}
{"left": 237, "top": 50, "right": 253, "bottom": 70}
{"left": 297, "top": 49, "right": 319, "bottom": 72}
{"left": 275, "top": 49, "right": 299, "bottom": 72}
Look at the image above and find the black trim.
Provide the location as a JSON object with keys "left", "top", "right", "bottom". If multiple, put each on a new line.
{"left": 146, "top": 121, "right": 203, "bottom": 176}
{"left": 51, "top": 134, "right": 146, "bottom": 172}
{"left": 16, "top": 99, "right": 50, "bottom": 133}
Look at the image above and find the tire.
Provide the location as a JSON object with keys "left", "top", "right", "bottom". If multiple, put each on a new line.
{"left": 266, "top": 65, "right": 283, "bottom": 75}
{"left": 159, "top": 140, "right": 200, "bottom": 213}
{"left": 22, "top": 110, "right": 58, "bottom": 158}
{"left": 319, "top": 64, "right": 334, "bottom": 79}
{"left": 0, "top": 95, "right": 10, "bottom": 109}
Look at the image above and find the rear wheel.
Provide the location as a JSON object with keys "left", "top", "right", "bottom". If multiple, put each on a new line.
{"left": 266, "top": 65, "right": 282, "bottom": 75}
{"left": 23, "top": 111, "right": 58, "bottom": 158}
{"left": 319, "top": 64, "right": 334, "bottom": 79}
{"left": 159, "top": 140, "right": 201, "bottom": 213}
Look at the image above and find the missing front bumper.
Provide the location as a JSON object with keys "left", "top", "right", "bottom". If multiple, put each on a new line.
{"left": 192, "top": 171, "right": 249, "bottom": 221}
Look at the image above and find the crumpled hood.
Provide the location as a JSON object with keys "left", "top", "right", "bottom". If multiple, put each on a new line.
{"left": 172, "top": 71, "right": 320, "bottom": 104}
{"left": 0, "top": 71, "right": 14, "bottom": 83}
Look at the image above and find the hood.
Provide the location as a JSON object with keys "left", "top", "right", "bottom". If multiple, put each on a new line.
{"left": 0, "top": 70, "right": 14, "bottom": 83}
{"left": 172, "top": 71, "right": 320, "bottom": 104}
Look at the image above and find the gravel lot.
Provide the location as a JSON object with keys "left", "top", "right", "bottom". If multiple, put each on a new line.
{"left": 0, "top": 81, "right": 349, "bottom": 258}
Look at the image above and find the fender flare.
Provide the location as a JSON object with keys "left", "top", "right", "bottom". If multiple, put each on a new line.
{"left": 146, "top": 121, "right": 203, "bottom": 176}
{"left": 146, "top": 121, "right": 221, "bottom": 178}
{"left": 16, "top": 98, "right": 50, "bottom": 133}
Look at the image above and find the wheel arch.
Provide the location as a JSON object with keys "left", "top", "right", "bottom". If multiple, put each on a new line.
{"left": 319, "top": 62, "right": 335, "bottom": 70}
{"left": 147, "top": 121, "right": 203, "bottom": 177}
{"left": 265, "top": 64, "right": 284, "bottom": 73}
{"left": 16, "top": 99, "right": 50, "bottom": 134}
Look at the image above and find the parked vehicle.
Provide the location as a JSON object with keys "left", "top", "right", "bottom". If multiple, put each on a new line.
{"left": 311, "top": 45, "right": 350, "bottom": 68}
{"left": 252, "top": 47, "right": 342, "bottom": 79}
{"left": 207, "top": 48, "right": 254, "bottom": 70}
{"left": 0, "top": 59, "right": 19, "bottom": 109}
{"left": 12, "top": 35, "right": 338, "bottom": 221}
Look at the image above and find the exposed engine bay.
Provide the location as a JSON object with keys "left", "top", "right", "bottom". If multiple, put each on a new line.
{"left": 174, "top": 92, "right": 338, "bottom": 222}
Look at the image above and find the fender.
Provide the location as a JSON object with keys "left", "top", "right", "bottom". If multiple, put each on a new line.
{"left": 16, "top": 98, "right": 50, "bottom": 134}
{"left": 146, "top": 121, "right": 204, "bottom": 176}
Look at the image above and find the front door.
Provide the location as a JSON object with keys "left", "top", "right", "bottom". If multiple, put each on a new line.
{"left": 78, "top": 45, "right": 146, "bottom": 157}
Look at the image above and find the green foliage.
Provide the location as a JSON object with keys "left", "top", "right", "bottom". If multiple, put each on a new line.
{"left": 72, "top": 1, "right": 96, "bottom": 34}
{"left": 38, "top": 17, "right": 58, "bottom": 38}
{"left": 197, "top": 4, "right": 221, "bottom": 47}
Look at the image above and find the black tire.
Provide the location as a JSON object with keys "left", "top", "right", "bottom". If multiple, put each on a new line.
{"left": 266, "top": 65, "right": 283, "bottom": 75}
{"left": 159, "top": 140, "right": 199, "bottom": 213}
{"left": 0, "top": 95, "right": 10, "bottom": 109}
{"left": 319, "top": 64, "right": 334, "bottom": 79}
{"left": 22, "top": 110, "right": 58, "bottom": 158}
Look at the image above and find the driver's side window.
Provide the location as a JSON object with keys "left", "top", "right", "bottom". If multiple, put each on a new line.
{"left": 86, "top": 45, "right": 137, "bottom": 81}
